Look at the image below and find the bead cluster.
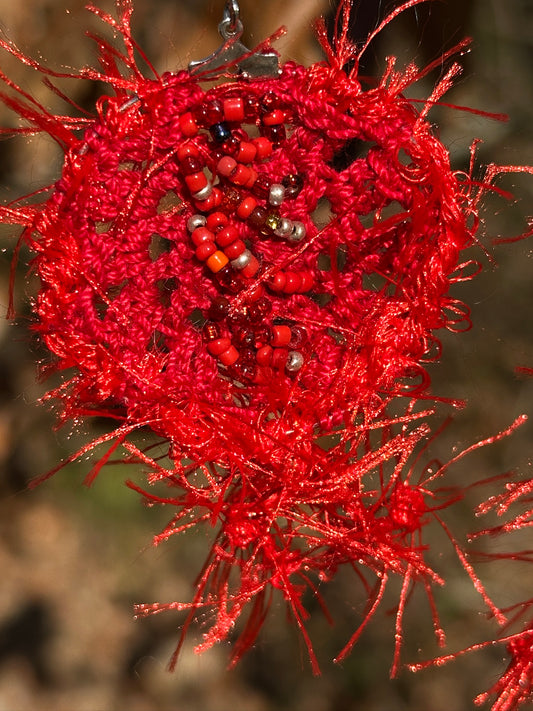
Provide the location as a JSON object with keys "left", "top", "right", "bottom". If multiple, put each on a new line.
{"left": 178, "top": 92, "right": 314, "bottom": 383}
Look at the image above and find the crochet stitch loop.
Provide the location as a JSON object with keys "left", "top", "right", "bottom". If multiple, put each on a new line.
{"left": 2, "top": 0, "right": 532, "bottom": 683}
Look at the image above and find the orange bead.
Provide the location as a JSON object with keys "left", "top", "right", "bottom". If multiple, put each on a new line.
{"left": 206, "top": 250, "right": 229, "bottom": 273}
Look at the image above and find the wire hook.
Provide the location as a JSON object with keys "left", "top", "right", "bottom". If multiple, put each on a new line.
{"left": 224, "top": 0, "right": 240, "bottom": 33}
{"left": 188, "top": 1, "right": 280, "bottom": 78}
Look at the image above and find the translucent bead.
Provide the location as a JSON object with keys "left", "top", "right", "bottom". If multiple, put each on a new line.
{"left": 192, "top": 182, "right": 213, "bottom": 201}
{"left": 187, "top": 214, "right": 206, "bottom": 233}
{"left": 210, "top": 122, "right": 232, "bottom": 143}
{"left": 207, "top": 296, "right": 230, "bottom": 321}
{"left": 289, "top": 221, "right": 306, "bottom": 242}
{"left": 231, "top": 249, "right": 252, "bottom": 270}
{"left": 286, "top": 350, "right": 304, "bottom": 372}
{"left": 269, "top": 183, "right": 285, "bottom": 207}
{"left": 274, "top": 217, "right": 293, "bottom": 238}
{"left": 282, "top": 173, "right": 304, "bottom": 198}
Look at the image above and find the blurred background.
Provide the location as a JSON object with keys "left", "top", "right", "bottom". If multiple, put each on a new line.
{"left": 0, "top": 1, "right": 532, "bottom": 709}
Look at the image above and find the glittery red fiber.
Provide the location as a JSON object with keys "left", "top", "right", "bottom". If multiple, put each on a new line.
{"left": 3, "top": 0, "right": 533, "bottom": 695}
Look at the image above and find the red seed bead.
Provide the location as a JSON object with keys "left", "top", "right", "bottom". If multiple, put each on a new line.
{"left": 185, "top": 171, "right": 208, "bottom": 193}
{"left": 223, "top": 97, "right": 245, "bottom": 123}
{"left": 217, "top": 156, "right": 238, "bottom": 178}
{"left": 240, "top": 254, "right": 260, "bottom": 279}
{"left": 270, "top": 272, "right": 286, "bottom": 292}
{"left": 219, "top": 345, "right": 240, "bottom": 366}
{"left": 216, "top": 224, "right": 240, "bottom": 247}
{"left": 231, "top": 164, "right": 251, "bottom": 186}
{"left": 245, "top": 168, "right": 258, "bottom": 189}
{"left": 177, "top": 143, "right": 200, "bottom": 161}
{"left": 206, "top": 250, "right": 229, "bottom": 273}
{"left": 253, "top": 137, "right": 273, "bottom": 160}
{"left": 224, "top": 239, "right": 246, "bottom": 259}
{"left": 195, "top": 241, "right": 217, "bottom": 261}
{"left": 207, "top": 337, "right": 231, "bottom": 355}
{"left": 262, "top": 109, "right": 285, "bottom": 126}
{"left": 191, "top": 226, "right": 216, "bottom": 246}
{"left": 179, "top": 111, "right": 199, "bottom": 137}
{"left": 271, "top": 325, "right": 292, "bottom": 347}
{"left": 195, "top": 187, "right": 222, "bottom": 212}
{"left": 271, "top": 347, "right": 289, "bottom": 369}
{"left": 256, "top": 345, "right": 273, "bottom": 366}
{"left": 237, "top": 196, "right": 258, "bottom": 220}
{"left": 299, "top": 272, "right": 314, "bottom": 292}
{"left": 283, "top": 271, "right": 302, "bottom": 294}
{"left": 236, "top": 141, "right": 257, "bottom": 164}
{"left": 206, "top": 212, "right": 229, "bottom": 232}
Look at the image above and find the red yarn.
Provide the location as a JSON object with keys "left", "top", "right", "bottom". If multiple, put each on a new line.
{"left": 2, "top": 0, "right": 533, "bottom": 689}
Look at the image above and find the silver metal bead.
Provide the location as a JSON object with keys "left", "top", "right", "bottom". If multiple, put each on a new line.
{"left": 187, "top": 214, "right": 206, "bottom": 233}
{"left": 288, "top": 220, "right": 306, "bottom": 242}
{"left": 274, "top": 217, "right": 293, "bottom": 238}
{"left": 192, "top": 182, "right": 213, "bottom": 201}
{"left": 269, "top": 183, "right": 285, "bottom": 207}
{"left": 286, "top": 350, "right": 304, "bottom": 372}
{"left": 231, "top": 249, "right": 252, "bottom": 270}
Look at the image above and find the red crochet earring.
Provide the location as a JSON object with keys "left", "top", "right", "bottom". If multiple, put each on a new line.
{"left": 2, "top": 0, "right": 532, "bottom": 690}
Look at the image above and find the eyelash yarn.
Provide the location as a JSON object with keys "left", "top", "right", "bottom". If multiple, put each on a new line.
{"left": 2, "top": 0, "right": 533, "bottom": 703}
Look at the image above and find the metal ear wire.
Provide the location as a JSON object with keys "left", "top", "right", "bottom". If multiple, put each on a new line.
{"left": 188, "top": 0, "right": 280, "bottom": 79}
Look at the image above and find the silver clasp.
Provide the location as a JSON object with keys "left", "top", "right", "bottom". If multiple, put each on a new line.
{"left": 188, "top": 1, "right": 280, "bottom": 79}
